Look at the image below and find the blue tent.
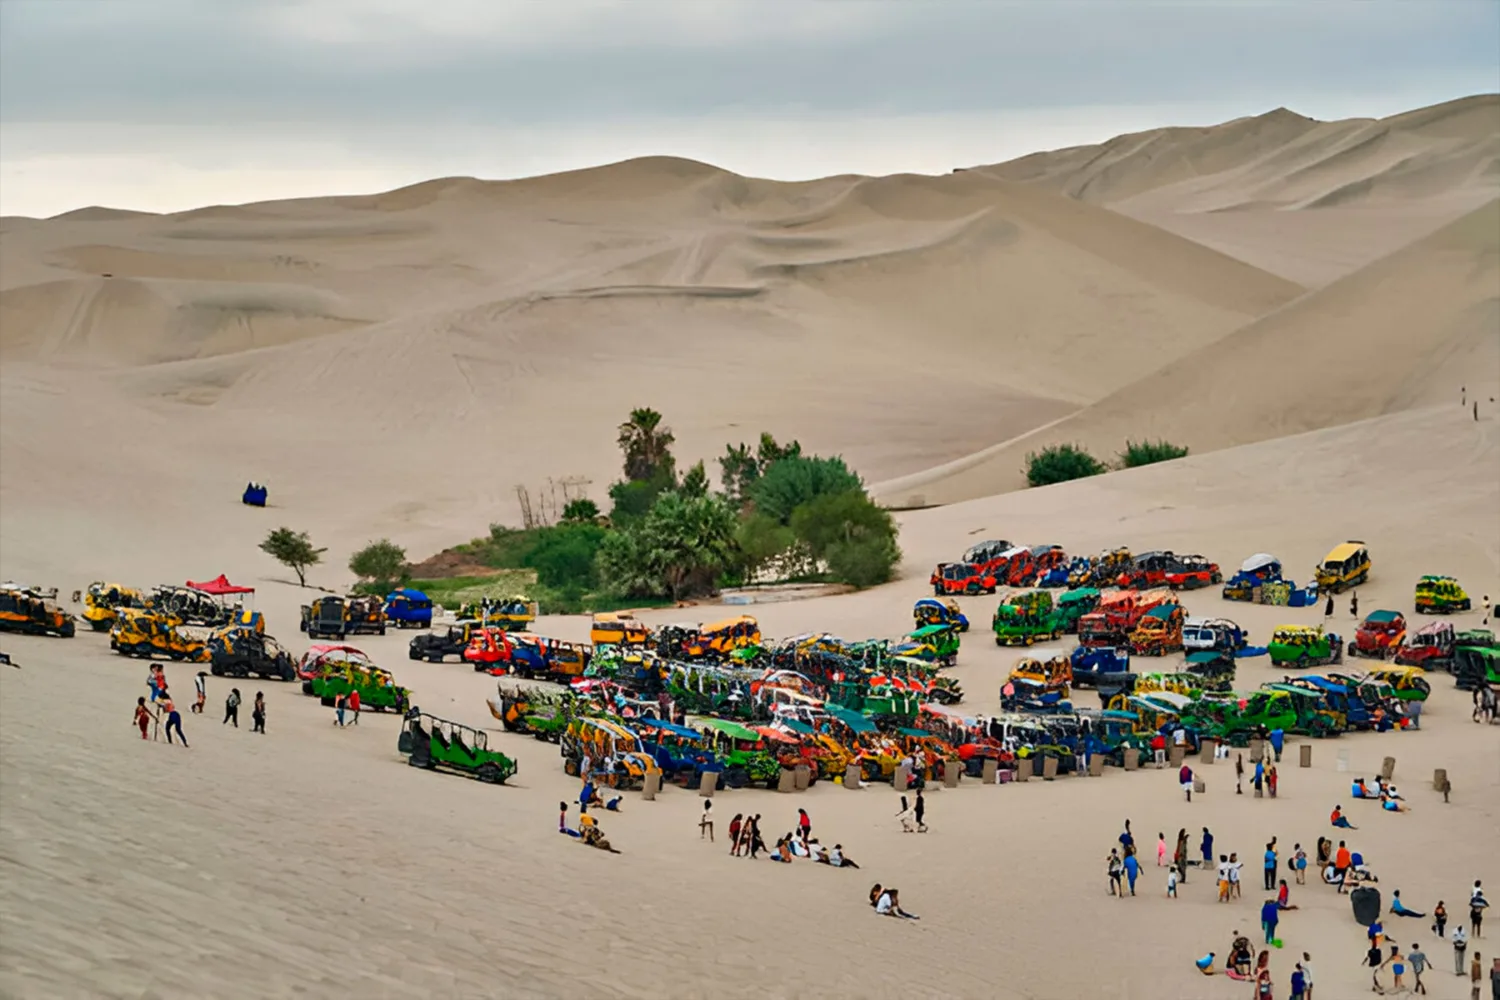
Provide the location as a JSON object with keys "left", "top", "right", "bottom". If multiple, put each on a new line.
{"left": 384, "top": 589, "right": 433, "bottom": 629}
{"left": 242, "top": 482, "right": 267, "bottom": 507}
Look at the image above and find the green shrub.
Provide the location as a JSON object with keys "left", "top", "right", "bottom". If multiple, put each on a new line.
{"left": 1119, "top": 439, "right": 1190, "bottom": 468}
{"left": 825, "top": 534, "right": 901, "bottom": 589}
{"left": 523, "top": 523, "right": 606, "bottom": 590}
{"left": 348, "top": 539, "right": 408, "bottom": 591}
{"left": 1024, "top": 444, "right": 1108, "bottom": 487}
{"left": 750, "top": 455, "right": 862, "bottom": 523}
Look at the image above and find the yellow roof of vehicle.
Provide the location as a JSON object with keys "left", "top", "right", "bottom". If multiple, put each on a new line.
{"left": 1322, "top": 542, "right": 1366, "bottom": 565}
{"left": 1272, "top": 624, "right": 1322, "bottom": 637}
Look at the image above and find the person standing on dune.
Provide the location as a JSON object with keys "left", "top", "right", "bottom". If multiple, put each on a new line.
{"left": 162, "top": 696, "right": 188, "bottom": 747}
{"left": 252, "top": 691, "right": 266, "bottom": 734}
{"left": 133, "top": 696, "right": 152, "bottom": 740}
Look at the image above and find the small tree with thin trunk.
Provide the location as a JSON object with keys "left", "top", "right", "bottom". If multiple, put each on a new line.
{"left": 349, "top": 539, "right": 407, "bottom": 591}
{"left": 259, "top": 527, "right": 325, "bottom": 587}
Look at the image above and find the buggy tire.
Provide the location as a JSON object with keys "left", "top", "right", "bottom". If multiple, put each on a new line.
{"left": 211, "top": 663, "right": 225, "bottom": 676}
{"left": 409, "top": 648, "right": 422, "bottom": 660}
{"left": 477, "top": 762, "right": 502, "bottom": 784}
{"left": 966, "top": 584, "right": 980, "bottom": 596}
{"left": 429, "top": 654, "right": 443, "bottom": 663}
{"left": 724, "top": 767, "right": 749, "bottom": 789}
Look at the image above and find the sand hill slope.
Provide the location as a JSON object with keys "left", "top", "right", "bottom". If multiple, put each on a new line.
{"left": 0, "top": 158, "right": 1302, "bottom": 556}
{"left": 977, "top": 95, "right": 1500, "bottom": 284}
{"left": 874, "top": 198, "right": 1500, "bottom": 508}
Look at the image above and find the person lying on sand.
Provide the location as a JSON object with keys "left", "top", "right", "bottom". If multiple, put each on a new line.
{"left": 1195, "top": 952, "right": 1217, "bottom": 975}
{"left": 817, "top": 844, "right": 860, "bottom": 869}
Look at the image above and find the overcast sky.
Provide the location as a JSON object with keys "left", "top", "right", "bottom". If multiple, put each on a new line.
{"left": 2, "top": 0, "right": 1496, "bottom": 217}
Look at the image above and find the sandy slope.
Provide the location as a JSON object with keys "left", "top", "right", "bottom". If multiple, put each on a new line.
{"left": 0, "top": 158, "right": 1300, "bottom": 558}
{"left": 873, "top": 199, "right": 1500, "bottom": 509}
{"left": 1, "top": 404, "right": 1496, "bottom": 1000}
{"left": 978, "top": 95, "right": 1500, "bottom": 284}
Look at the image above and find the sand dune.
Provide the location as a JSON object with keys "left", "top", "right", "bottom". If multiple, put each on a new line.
{"left": 978, "top": 95, "right": 1500, "bottom": 284}
{"left": 0, "top": 155, "right": 1303, "bottom": 546}
{"left": 874, "top": 199, "right": 1500, "bottom": 508}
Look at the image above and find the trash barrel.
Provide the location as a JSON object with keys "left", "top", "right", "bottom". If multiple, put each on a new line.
{"left": 642, "top": 769, "right": 662, "bottom": 801}
{"left": 777, "top": 768, "right": 797, "bottom": 793}
{"left": 1351, "top": 886, "right": 1382, "bottom": 926}
{"left": 1015, "top": 758, "right": 1033, "bottom": 781}
{"left": 1042, "top": 755, "right": 1059, "bottom": 780}
{"left": 1300, "top": 744, "right": 1313, "bottom": 768}
{"left": 793, "top": 765, "right": 811, "bottom": 791}
{"left": 1380, "top": 756, "right": 1396, "bottom": 780}
{"left": 698, "top": 770, "right": 717, "bottom": 797}
{"left": 1123, "top": 748, "right": 1140, "bottom": 771}
{"left": 1432, "top": 767, "right": 1447, "bottom": 791}
{"left": 982, "top": 758, "right": 999, "bottom": 784}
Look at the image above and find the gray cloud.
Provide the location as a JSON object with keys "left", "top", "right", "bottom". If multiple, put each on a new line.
{"left": 3, "top": 1, "right": 1496, "bottom": 125}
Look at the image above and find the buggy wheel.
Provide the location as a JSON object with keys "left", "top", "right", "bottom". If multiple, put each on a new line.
{"left": 476, "top": 762, "right": 502, "bottom": 783}
{"left": 408, "top": 648, "right": 422, "bottom": 660}
{"left": 724, "top": 767, "right": 749, "bottom": 789}
{"left": 211, "top": 663, "right": 225, "bottom": 676}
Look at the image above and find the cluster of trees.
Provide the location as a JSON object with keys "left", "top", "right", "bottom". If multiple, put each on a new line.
{"left": 596, "top": 409, "right": 900, "bottom": 599}
{"left": 258, "top": 407, "right": 902, "bottom": 605}
{"left": 1025, "top": 438, "right": 1190, "bottom": 487}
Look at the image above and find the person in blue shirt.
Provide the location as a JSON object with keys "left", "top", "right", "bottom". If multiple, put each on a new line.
{"left": 1123, "top": 850, "right": 1140, "bottom": 896}
{"left": 1270, "top": 728, "right": 1285, "bottom": 761}
{"left": 1290, "top": 962, "right": 1307, "bottom": 999}
{"left": 1261, "top": 897, "right": 1280, "bottom": 944}
{"left": 1264, "top": 842, "right": 1279, "bottom": 890}
{"left": 1201, "top": 827, "right": 1214, "bottom": 866}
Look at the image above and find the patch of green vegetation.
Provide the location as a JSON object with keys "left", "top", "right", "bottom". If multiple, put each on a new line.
{"left": 1024, "top": 444, "right": 1108, "bottom": 487}
{"left": 1119, "top": 439, "right": 1190, "bottom": 468}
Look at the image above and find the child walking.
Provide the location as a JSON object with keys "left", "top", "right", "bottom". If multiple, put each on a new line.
{"left": 133, "top": 696, "right": 152, "bottom": 740}
{"left": 1157, "top": 832, "right": 1168, "bottom": 866}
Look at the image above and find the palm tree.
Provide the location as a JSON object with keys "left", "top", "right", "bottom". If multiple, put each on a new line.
{"left": 617, "top": 407, "right": 676, "bottom": 482}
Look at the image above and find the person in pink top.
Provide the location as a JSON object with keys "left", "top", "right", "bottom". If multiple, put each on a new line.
{"left": 1158, "top": 833, "right": 1168, "bottom": 867}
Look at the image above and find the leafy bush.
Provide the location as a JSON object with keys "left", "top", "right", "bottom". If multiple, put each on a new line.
{"left": 751, "top": 455, "right": 862, "bottom": 524}
{"left": 1120, "top": 439, "right": 1190, "bottom": 468}
{"left": 561, "top": 498, "right": 600, "bottom": 523}
{"left": 348, "top": 539, "right": 407, "bottom": 590}
{"left": 735, "top": 512, "right": 797, "bottom": 581}
{"left": 789, "top": 490, "right": 900, "bottom": 587}
{"left": 523, "top": 523, "right": 605, "bottom": 591}
{"left": 607, "top": 468, "right": 674, "bottom": 524}
{"left": 826, "top": 534, "right": 901, "bottom": 589}
{"left": 1024, "top": 444, "right": 1107, "bottom": 487}
{"left": 599, "top": 491, "right": 739, "bottom": 600}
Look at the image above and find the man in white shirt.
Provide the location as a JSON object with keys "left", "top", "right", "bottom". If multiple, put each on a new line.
{"left": 875, "top": 891, "right": 894, "bottom": 915}
{"left": 1228, "top": 853, "right": 1243, "bottom": 899}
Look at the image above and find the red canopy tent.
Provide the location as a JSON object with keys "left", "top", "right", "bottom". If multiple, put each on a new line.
{"left": 186, "top": 574, "right": 255, "bottom": 595}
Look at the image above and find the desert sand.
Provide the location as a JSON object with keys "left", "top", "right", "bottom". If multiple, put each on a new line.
{"left": 979, "top": 95, "right": 1500, "bottom": 286}
{"left": 1, "top": 96, "right": 1498, "bottom": 1000}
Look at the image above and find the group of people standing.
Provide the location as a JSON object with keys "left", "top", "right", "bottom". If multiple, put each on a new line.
{"left": 134, "top": 665, "right": 266, "bottom": 747}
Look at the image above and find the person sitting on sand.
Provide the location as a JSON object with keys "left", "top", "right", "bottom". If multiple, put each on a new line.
{"left": 874, "top": 888, "right": 919, "bottom": 919}
{"left": 1331, "top": 805, "right": 1357, "bottom": 829}
{"left": 1196, "top": 952, "right": 1217, "bottom": 975}
{"left": 580, "top": 823, "right": 620, "bottom": 854}
{"left": 820, "top": 844, "right": 860, "bottom": 869}
{"left": 1229, "top": 934, "right": 1253, "bottom": 977}
{"left": 1381, "top": 792, "right": 1410, "bottom": 813}
{"left": 1278, "top": 879, "right": 1299, "bottom": 910}
{"left": 604, "top": 795, "right": 622, "bottom": 812}
{"left": 1353, "top": 777, "right": 1373, "bottom": 799}
{"left": 774, "top": 836, "right": 794, "bottom": 863}
{"left": 1390, "top": 890, "right": 1426, "bottom": 918}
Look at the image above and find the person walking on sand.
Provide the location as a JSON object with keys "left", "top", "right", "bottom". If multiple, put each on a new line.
{"left": 193, "top": 671, "right": 206, "bottom": 714}
{"left": 1157, "top": 832, "right": 1168, "bottom": 867}
{"left": 1409, "top": 942, "right": 1428, "bottom": 995}
{"left": 1167, "top": 865, "right": 1178, "bottom": 898}
{"left": 334, "top": 692, "right": 346, "bottom": 727}
{"left": 914, "top": 790, "right": 927, "bottom": 833}
{"left": 1107, "top": 849, "right": 1124, "bottom": 897}
{"left": 1181, "top": 762, "right": 1194, "bottom": 802}
{"left": 223, "top": 687, "right": 240, "bottom": 727}
{"left": 348, "top": 689, "right": 361, "bottom": 725}
{"left": 1124, "top": 849, "right": 1140, "bottom": 896}
{"left": 1325, "top": 592, "right": 1335, "bottom": 618}
{"left": 1302, "top": 951, "right": 1315, "bottom": 1000}
{"left": 1471, "top": 952, "right": 1482, "bottom": 1000}
{"left": 1229, "top": 852, "right": 1243, "bottom": 899}
{"left": 1174, "top": 829, "right": 1189, "bottom": 883}
{"left": 895, "top": 795, "right": 914, "bottom": 833}
{"left": 1237, "top": 753, "right": 1245, "bottom": 794}
{"left": 1265, "top": 842, "right": 1279, "bottom": 891}
{"left": 162, "top": 696, "right": 187, "bottom": 747}
{"left": 728, "top": 813, "right": 744, "bottom": 856}
{"left": 251, "top": 691, "right": 265, "bottom": 733}
{"left": 1436, "top": 901, "right": 1449, "bottom": 939}
{"left": 798, "top": 807, "right": 811, "bottom": 841}
{"left": 1202, "top": 827, "right": 1215, "bottom": 867}
{"left": 1454, "top": 925, "right": 1469, "bottom": 975}
{"left": 1351, "top": 592, "right": 1360, "bottom": 619}
{"left": 699, "top": 800, "right": 714, "bottom": 842}
{"left": 133, "top": 696, "right": 152, "bottom": 740}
